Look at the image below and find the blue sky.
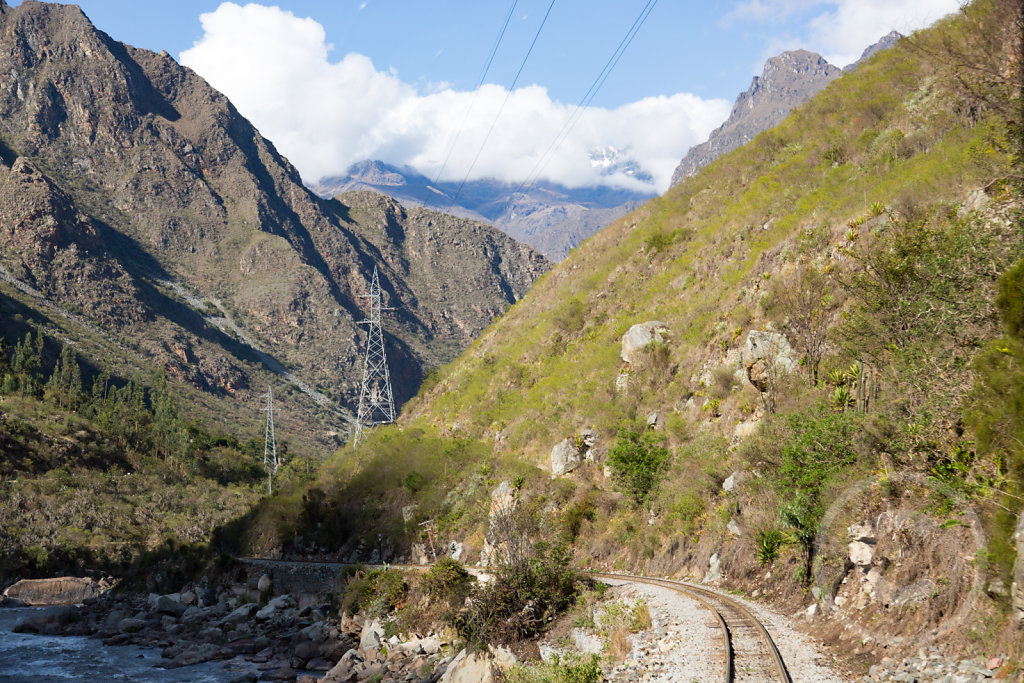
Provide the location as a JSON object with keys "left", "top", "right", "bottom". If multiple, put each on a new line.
{"left": 13, "top": 1, "right": 961, "bottom": 191}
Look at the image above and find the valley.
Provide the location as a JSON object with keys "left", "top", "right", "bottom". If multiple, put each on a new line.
{"left": 1, "top": 0, "right": 1023, "bottom": 681}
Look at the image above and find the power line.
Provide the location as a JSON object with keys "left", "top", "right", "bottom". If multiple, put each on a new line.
{"left": 432, "top": 0, "right": 520, "bottom": 187}
{"left": 509, "top": 0, "right": 659, "bottom": 207}
{"left": 448, "top": 0, "right": 558, "bottom": 209}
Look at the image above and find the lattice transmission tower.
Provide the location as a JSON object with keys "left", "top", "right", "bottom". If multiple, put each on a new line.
{"left": 261, "top": 386, "right": 279, "bottom": 493}
{"left": 353, "top": 266, "right": 396, "bottom": 446}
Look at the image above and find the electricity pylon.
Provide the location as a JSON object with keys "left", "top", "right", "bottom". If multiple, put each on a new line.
{"left": 353, "top": 266, "right": 395, "bottom": 446}
{"left": 261, "top": 386, "right": 278, "bottom": 493}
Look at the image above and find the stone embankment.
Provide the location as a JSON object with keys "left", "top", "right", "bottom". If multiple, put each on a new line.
{"left": 11, "top": 575, "right": 462, "bottom": 682}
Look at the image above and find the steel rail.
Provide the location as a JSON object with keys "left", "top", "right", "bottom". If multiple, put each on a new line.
{"left": 594, "top": 572, "right": 791, "bottom": 683}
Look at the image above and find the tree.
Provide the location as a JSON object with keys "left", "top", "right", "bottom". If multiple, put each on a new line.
{"left": 607, "top": 428, "right": 671, "bottom": 505}
{"left": 46, "top": 343, "right": 82, "bottom": 411}
{"left": 778, "top": 266, "right": 833, "bottom": 386}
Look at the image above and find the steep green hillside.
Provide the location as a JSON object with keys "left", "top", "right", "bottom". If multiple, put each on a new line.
{"left": 237, "top": 0, "right": 1023, "bottom": 667}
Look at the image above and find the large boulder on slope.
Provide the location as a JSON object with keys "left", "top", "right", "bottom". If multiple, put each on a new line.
{"left": 621, "top": 321, "right": 669, "bottom": 364}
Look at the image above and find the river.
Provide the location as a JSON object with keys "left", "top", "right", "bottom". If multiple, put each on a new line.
{"left": 0, "top": 606, "right": 236, "bottom": 682}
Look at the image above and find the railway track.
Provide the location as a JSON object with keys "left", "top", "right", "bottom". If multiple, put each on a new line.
{"left": 595, "top": 573, "right": 791, "bottom": 683}
{"left": 240, "top": 558, "right": 791, "bottom": 682}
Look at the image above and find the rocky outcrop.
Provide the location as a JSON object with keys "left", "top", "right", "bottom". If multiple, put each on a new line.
{"left": 15, "top": 580, "right": 462, "bottom": 682}
{"left": 3, "top": 576, "right": 106, "bottom": 605}
{"left": 671, "top": 50, "right": 840, "bottom": 186}
{"left": 550, "top": 428, "right": 599, "bottom": 476}
{"left": 621, "top": 321, "right": 669, "bottom": 364}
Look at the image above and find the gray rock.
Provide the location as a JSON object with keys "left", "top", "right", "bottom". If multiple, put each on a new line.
{"left": 722, "top": 471, "right": 747, "bottom": 492}
{"left": 224, "top": 602, "right": 259, "bottom": 624}
{"left": 155, "top": 595, "right": 186, "bottom": 617}
{"left": 621, "top": 321, "right": 669, "bottom": 364}
{"left": 705, "top": 553, "right": 723, "bottom": 585}
{"left": 359, "top": 617, "right": 384, "bottom": 651}
{"left": 550, "top": 438, "right": 584, "bottom": 476}
{"left": 570, "top": 628, "right": 603, "bottom": 654}
{"left": 118, "top": 617, "right": 146, "bottom": 633}
{"left": 2, "top": 577, "right": 104, "bottom": 606}
{"left": 440, "top": 646, "right": 517, "bottom": 683}
{"left": 257, "top": 574, "right": 272, "bottom": 593}
{"left": 447, "top": 541, "right": 463, "bottom": 561}
{"left": 300, "top": 621, "right": 328, "bottom": 643}
{"left": 727, "top": 519, "right": 741, "bottom": 536}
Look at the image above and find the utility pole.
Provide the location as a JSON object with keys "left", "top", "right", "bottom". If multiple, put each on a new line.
{"left": 353, "top": 266, "right": 396, "bottom": 446}
{"left": 262, "top": 386, "right": 278, "bottom": 494}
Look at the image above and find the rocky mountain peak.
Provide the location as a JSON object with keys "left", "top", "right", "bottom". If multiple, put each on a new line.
{"left": 670, "top": 49, "right": 840, "bottom": 187}
{"left": 344, "top": 160, "right": 411, "bottom": 187}
{"left": 670, "top": 32, "right": 906, "bottom": 188}
{"left": 844, "top": 31, "right": 903, "bottom": 73}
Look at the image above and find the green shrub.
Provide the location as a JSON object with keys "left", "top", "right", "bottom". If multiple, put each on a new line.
{"left": 403, "top": 470, "right": 426, "bottom": 494}
{"left": 607, "top": 428, "right": 671, "bottom": 505}
{"left": 561, "top": 496, "right": 596, "bottom": 543}
{"left": 419, "top": 557, "right": 475, "bottom": 609}
{"left": 756, "top": 528, "right": 786, "bottom": 566}
{"left": 453, "top": 543, "right": 586, "bottom": 648}
{"left": 507, "top": 654, "right": 602, "bottom": 683}
{"left": 340, "top": 568, "right": 407, "bottom": 617}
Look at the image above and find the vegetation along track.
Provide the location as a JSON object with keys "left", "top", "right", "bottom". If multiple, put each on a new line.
{"left": 595, "top": 573, "right": 791, "bottom": 683}
{"left": 240, "top": 558, "right": 790, "bottom": 682}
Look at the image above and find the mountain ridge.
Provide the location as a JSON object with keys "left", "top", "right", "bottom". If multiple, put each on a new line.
{"left": 0, "top": 0, "right": 549, "bottom": 451}
{"left": 313, "top": 160, "right": 652, "bottom": 261}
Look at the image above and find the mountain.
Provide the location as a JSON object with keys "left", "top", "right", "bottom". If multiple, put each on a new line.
{"left": 670, "top": 50, "right": 841, "bottom": 186}
{"left": 844, "top": 30, "right": 903, "bottom": 73}
{"left": 242, "top": 0, "right": 1024, "bottom": 664}
{"left": 670, "top": 33, "right": 906, "bottom": 187}
{"left": 312, "top": 159, "right": 653, "bottom": 261}
{"left": 0, "top": 0, "right": 548, "bottom": 452}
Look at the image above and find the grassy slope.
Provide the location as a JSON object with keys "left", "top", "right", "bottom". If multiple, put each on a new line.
{"left": 238, "top": 1, "right": 1022, "bottom": 664}
{"left": 406, "top": 28, "right": 1009, "bottom": 458}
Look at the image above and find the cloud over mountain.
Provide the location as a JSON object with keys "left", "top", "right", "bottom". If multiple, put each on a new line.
{"left": 179, "top": 2, "right": 730, "bottom": 194}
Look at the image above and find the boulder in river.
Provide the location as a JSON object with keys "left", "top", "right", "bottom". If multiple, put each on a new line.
{"left": 3, "top": 577, "right": 105, "bottom": 605}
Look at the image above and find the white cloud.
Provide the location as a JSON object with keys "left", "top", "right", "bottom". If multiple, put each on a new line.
{"left": 727, "top": 0, "right": 962, "bottom": 68}
{"left": 805, "top": 0, "right": 961, "bottom": 67}
{"left": 179, "top": 2, "right": 729, "bottom": 194}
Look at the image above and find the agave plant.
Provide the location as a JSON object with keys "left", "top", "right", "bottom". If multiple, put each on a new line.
{"left": 832, "top": 385, "right": 854, "bottom": 411}
{"left": 827, "top": 367, "right": 847, "bottom": 386}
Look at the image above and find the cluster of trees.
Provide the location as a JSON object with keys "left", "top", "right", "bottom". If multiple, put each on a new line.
{"left": 0, "top": 326, "right": 264, "bottom": 479}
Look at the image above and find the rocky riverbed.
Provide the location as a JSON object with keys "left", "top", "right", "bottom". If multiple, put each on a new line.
{"left": 8, "top": 575, "right": 465, "bottom": 683}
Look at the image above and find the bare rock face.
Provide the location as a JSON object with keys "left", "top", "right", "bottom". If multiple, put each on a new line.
{"left": 621, "top": 321, "right": 669, "bottom": 364}
{"left": 671, "top": 50, "right": 840, "bottom": 186}
{"left": 3, "top": 576, "right": 104, "bottom": 605}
